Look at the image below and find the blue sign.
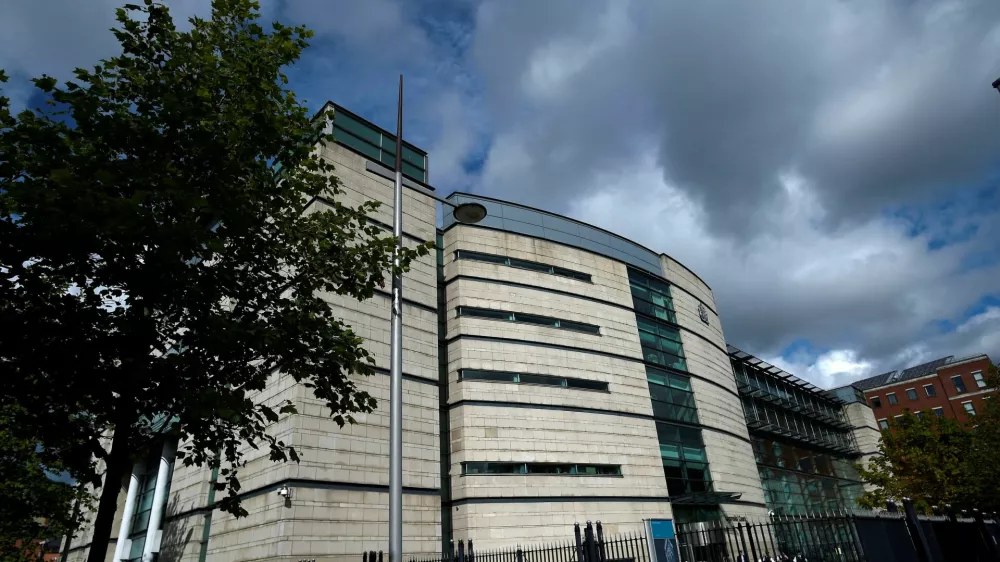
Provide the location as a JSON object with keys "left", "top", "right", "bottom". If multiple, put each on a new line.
{"left": 649, "top": 520, "right": 676, "bottom": 539}
{"left": 646, "top": 519, "right": 678, "bottom": 562}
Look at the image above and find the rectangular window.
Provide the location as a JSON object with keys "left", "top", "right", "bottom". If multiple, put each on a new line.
{"left": 628, "top": 268, "right": 677, "bottom": 324}
{"left": 887, "top": 393, "right": 898, "bottom": 405}
{"left": 461, "top": 462, "right": 621, "bottom": 476}
{"left": 973, "top": 371, "right": 986, "bottom": 389}
{"left": 906, "top": 388, "right": 918, "bottom": 401}
{"left": 647, "top": 366, "right": 698, "bottom": 424}
{"left": 457, "top": 307, "right": 512, "bottom": 321}
{"left": 878, "top": 419, "right": 889, "bottom": 430}
{"left": 923, "top": 384, "right": 936, "bottom": 397}
{"left": 454, "top": 250, "right": 592, "bottom": 282}
{"left": 933, "top": 407, "right": 944, "bottom": 417}
{"left": 871, "top": 396, "right": 882, "bottom": 408}
{"left": 656, "top": 422, "right": 711, "bottom": 496}
{"left": 329, "top": 110, "right": 428, "bottom": 182}
{"left": 915, "top": 410, "right": 924, "bottom": 420}
{"left": 894, "top": 415, "right": 902, "bottom": 421}
{"left": 459, "top": 369, "right": 608, "bottom": 392}
{"left": 456, "top": 307, "right": 600, "bottom": 334}
{"left": 962, "top": 401, "right": 976, "bottom": 416}
{"left": 952, "top": 376, "right": 967, "bottom": 394}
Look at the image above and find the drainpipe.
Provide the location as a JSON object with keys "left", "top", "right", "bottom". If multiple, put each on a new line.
{"left": 141, "top": 441, "right": 176, "bottom": 562}
{"left": 196, "top": 465, "right": 220, "bottom": 562}
{"left": 112, "top": 461, "right": 145, "bottom": 562}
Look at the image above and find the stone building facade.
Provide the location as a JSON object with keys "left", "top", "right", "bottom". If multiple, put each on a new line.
{"left": 64, "top": 102, "right": 884, "bottom": 562}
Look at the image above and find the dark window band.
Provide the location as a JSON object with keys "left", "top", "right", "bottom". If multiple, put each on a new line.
{"left": 457, "top": 306, "right": 601, "bottom": 335}
{"left": 445, "top": 334, "right": 743, "bottom": 402}
{"left": 462, "top": 462, "right": 622, "bottom": 476}
{"left": 455, "top": 250, "right": 592, "bottom": 282}
{"left": 444, "top": 495, "right": 766, "bottom": 508}
{"left": 460, "top": 369, "right": 608, "bottom": 391}
{"left": 444, "top": 274, "right": 733, "bottom": 359}
{"left": 442, "top": 221, "right": 719, "bottom": 316}
{"left": 445, "top": 398, "right": 753, "bottom": 445}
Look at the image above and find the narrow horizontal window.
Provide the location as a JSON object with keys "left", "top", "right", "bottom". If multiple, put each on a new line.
{"left": 459, "top": 369, "right": 608, "bottom": 392}
{"left": 462, "top": 462, "right": 622, "bottom": 476}
{"left": 508, "top": 257, "right": 551, "bottom": 273}
{"left": 457, "top": 307, "right": 513, "bottom": 321}
{"left": 566, "top": 378, "right": 611, "bottom": 391}
{"left": 559, "top": 319, "right": 601, "bottom": 334}
{"left": 457, "top": 307, "right": 601, "bottom": 335}
{"left": 455, "top": 250, "right": 592, "bottom": 282}
{"left": 458, "top": 370, "right": 519, "bottom": 383}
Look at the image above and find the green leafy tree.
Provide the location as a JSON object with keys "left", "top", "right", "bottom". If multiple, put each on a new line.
{"left": 965, "top": 362, "right": 1000, "bottom": 512}
{"left": 0, "top": 405, "right": 90, "bottom": 562}
{"left": 0, "top": 2, "right": 427, "bottom": 562}
{"left": 856, "top": 411, "right": 974, "bottom": 513}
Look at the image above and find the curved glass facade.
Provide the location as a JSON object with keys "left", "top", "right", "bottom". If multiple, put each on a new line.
{"left": 444, "top": 193, "right": 663, "bottom": 275}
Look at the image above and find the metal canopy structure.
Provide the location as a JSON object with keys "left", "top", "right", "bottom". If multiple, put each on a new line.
{"left": 727, "top": 345, "right": 847, "bottom": 406}
{"left": 670, "top": 491, "right": 744, "bottom": 506}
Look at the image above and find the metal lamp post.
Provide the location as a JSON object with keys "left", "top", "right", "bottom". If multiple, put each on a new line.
{"left": 389, "top": 75, "right": 487, "bottom": 562}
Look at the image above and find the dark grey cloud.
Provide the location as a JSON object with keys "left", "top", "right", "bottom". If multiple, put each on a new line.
{"left": 472, "top": 0, "right": 1000, "bottom": 234}
{"left": 463, "top": 0, "right": 1000, "bottom": 384}
{"left": 2, "top": 0, "right": 998, "bottom": 386}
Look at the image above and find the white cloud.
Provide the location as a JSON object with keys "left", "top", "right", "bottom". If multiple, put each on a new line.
{"left": 768, "top": 350, "right": 874, "bottom": 390}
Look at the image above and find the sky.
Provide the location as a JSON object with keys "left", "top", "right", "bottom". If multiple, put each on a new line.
{"left": 2, "top": 0, "right": 999, "bottom": 389}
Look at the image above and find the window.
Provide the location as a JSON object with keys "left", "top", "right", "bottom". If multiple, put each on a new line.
{"left": 647, "top": 366, "right": 698, "bottom": 424}
{"left": 905, "top": 388, "right": 918, "bottom": 401}
{"left": 637, "top": 316, "right": 687, "bottom": 371}
{"left": 457, "top": 307, "right": 600, "bottom": 334}
{"left": 878, "top": 419, "right": 889, "bottom": 430}
{"left": 952, "top": 376, "right": 966, "bottom": 394}
{"left": 656, "top": 422, "right": 712, "bottom": 496}
{"left": 125, "top": 446, "right": 174, "bottom": 562}
{"left": 870, "top": 396, "right": 882, "bottom": 408}
{"left": 454, "top": 250, "right": 592, "bottom": 282}
{"left": 462, "top": 462, "right": 621, "bottom": 476}
{"left": 887, "top": 393, "right": 898, "bottom": 405}
{"left": 973, "top": 371, "right": 986, "bottom": 389}
{"left": 923, "top": 384, "right": 936, "bottom": 397}
{"left": 330, "top": 110, "right": 428, "bottom": 182}
{"left": 962, "top": 401, "right": 976, "bottom": 416}
{"left": 932, "top": 407, "right": 944, "bottom": 417}
{"left": 628, "top": 268, "right": 677, "bottom": 325}
{"left": 915, "top": 411, "right": 924, "bottom": 420}
{"left": 893, "top": 415, "right": 902, "bottom": 421}
{"left": 459, "top": 369, "right": 608, "bottom": 391}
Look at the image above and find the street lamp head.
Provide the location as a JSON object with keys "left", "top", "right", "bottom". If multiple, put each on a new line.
{"left": 452, "top": 202, "right": 488, "bottom": 224}
{"left": 993, "top": 76, "right": 1000, "bottom": 90}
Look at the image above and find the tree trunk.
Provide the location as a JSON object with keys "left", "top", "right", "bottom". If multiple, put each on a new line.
{"left": 85, "top": 427, "right": 131, "bottom": 562}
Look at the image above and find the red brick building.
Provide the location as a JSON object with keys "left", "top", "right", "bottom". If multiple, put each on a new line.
{"left": 851, "top": 354, "right": 995, "bottom": 430}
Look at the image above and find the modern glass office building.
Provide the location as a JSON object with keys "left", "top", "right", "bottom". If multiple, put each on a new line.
{"left": 65, "top": 102, "right": 879, "bottom": 562}
{"left": 728, "top": 347, "right": 868, "bottom": 514}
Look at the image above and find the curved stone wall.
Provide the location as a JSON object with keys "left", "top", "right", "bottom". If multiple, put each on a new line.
{"left": 442, "top": 194, "right": 769, "bottom": 543}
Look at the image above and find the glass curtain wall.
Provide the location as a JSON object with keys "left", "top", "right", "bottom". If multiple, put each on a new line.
{"left": 627, "top": 267, "right": 716, "bottom": 511}
{"left": 330, "top": 108, "right": 428, "bottom": 182}
{"left": 730, "top": 353, "right": 866, "bottom": 514}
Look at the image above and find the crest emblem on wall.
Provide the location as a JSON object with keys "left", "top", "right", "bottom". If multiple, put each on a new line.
{"left": 698, "top": 303, "right": 710, "bottom": 325}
